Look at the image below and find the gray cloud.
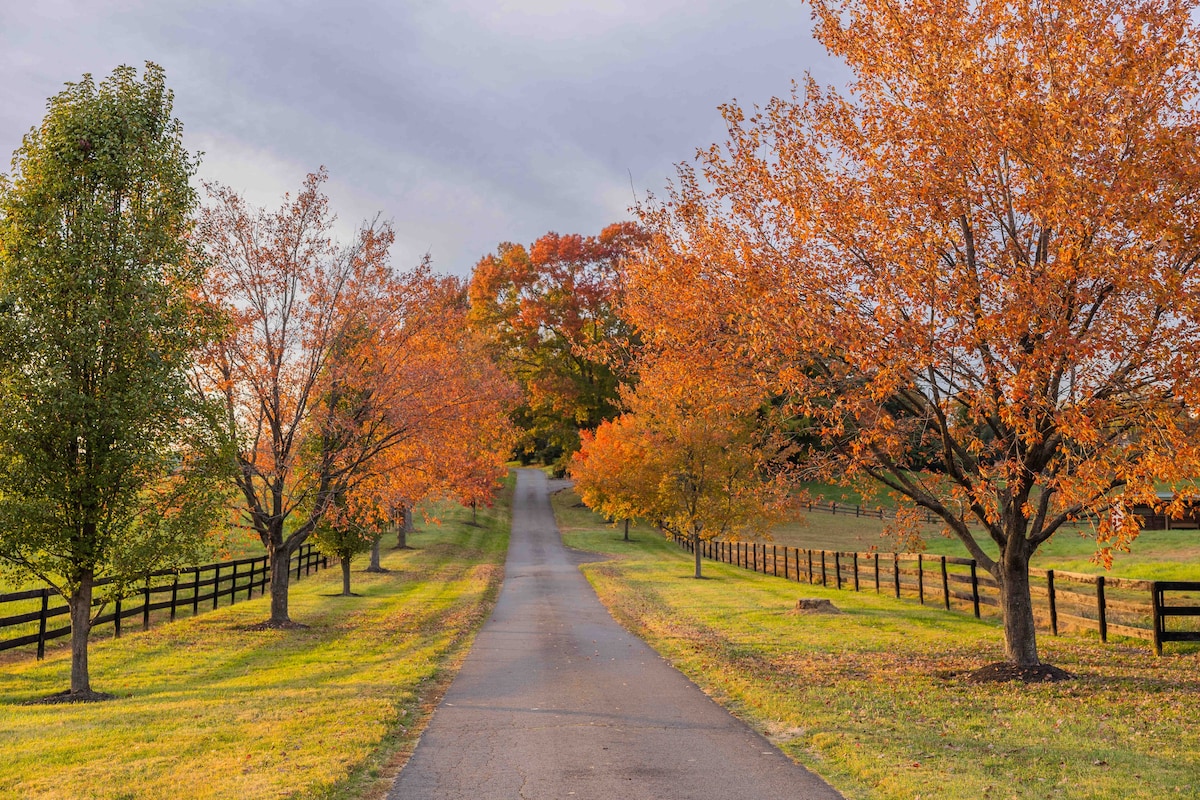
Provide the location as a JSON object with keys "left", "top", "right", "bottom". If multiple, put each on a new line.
{"left": 1, "top": 0, "right": 843, "bottom": 275}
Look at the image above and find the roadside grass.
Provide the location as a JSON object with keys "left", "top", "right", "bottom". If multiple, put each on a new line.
{"left": 0, "top": 480, "right": 511, "bottom": 800}
{"left": 553, "top": 488, "right": 1200, "bottom": 800}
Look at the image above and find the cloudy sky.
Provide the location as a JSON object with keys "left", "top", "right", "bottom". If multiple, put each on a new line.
{"left": 1, "top": 1, "right": 843, "bottom": 276}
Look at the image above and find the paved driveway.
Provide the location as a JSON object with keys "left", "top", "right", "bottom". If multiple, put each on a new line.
{"left": 387, "top": 468, "right": 843, "bottom": 799}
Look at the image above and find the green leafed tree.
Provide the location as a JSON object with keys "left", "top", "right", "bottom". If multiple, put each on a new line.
{"left": 0, "top": 63, "right": 228, "bottom": 700}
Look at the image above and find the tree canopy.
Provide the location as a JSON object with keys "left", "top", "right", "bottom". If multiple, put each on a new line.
{"left": 572, "top": 355, "right": 796, "bottom": 578}
{"left": 468, "top": 222, "right": 644, "bottom": 471}
{"left": 629, "top": 0, "right": 1200, "bottom": 668}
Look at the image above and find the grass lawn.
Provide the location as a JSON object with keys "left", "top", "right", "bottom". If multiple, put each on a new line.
{"left": 552, "top": 488, "right": 1200, "bottom": 800}
{"left": 0, "top": 480, "right": 511, "bottom": 800}
{"left": 771, "top": 501, "right": 1200, "bottom": 582}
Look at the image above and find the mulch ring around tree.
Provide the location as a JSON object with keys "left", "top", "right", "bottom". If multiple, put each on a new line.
{"left": 25, "top": 689, "right": 117, "bottom": 705}
{"left": 964, "top": 662, "right": 1075, "bottom": 683}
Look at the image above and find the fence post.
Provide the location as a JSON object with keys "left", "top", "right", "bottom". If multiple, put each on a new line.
{"left": 37, "top": 589, "right": 49, "bottom": 660}
{"left": 1047, "top": 569, "right": 1058, "bottom": 636}
{"left": 193, "top": 567, "right": 200, "bottom": 616}
{"left": 296, "top": 548, "right": 302, "bottom": 580}
{"left": 807, "top": 550, "right": 813, "bottom": 583}
{"left": 821, "top": 551, "right": 827, "bottom": 587}
{"left": 835, "top": 552, "right": 842, "bottom": 590}
{"left": 143, "top": 581, "right": 151, "bottom": 631}
{"left": 941, "top": 557, "right": 950, "bottom": 610}
{"left": 1151, "top": 581, "right": 1163, "bottom": 656}
{"left": 170, "top": 575, "right": 179, "bottom": 622}
{"left": 114, "top": 597, "right": 122, "bottom": 639}
{"left": 874, "top": 553, "right": 880, "bottom": 592}
{"left": 231, "top": 561, "right": 239, "bottom": 606}
{"left": 773, "top": 545, "right": 779, "bottom": 577}
{"left": 893, "top": 554, "right": 901, "bottom": 598}
{"left": 917, "top": 554, "right": 925, "bottom": 604}
{"left": 1096, "top": 575, "right": 1107, "bottom": 643}
{"left": 970, "top": 561, "right": 980, "bottom": 618}
{"left": 213, "top": 564, "right": 221, "bottom": 610}
{"left": 247, "top": 563, "right": 255, "bottom": 601}
{"left": 852, "top": 553, "right": 859, "bottom": 591}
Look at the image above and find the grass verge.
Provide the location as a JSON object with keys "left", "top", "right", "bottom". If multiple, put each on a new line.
{"left": 553, "top": 488, "right": 1199, "bottom": 800}
{"left": 0, "top": 479, "right": 511, "bottom": 800}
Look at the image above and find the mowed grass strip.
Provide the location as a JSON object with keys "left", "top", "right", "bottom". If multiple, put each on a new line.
{"left": 0, "top": 484, "right": 511, "bottom": 800}
{"left": 552, "top": 489, "right": 1200, "bottom": 800}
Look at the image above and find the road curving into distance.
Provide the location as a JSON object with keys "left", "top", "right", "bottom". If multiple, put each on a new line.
{"left": 386, "top": 468, "right": 844, "bottom": 800}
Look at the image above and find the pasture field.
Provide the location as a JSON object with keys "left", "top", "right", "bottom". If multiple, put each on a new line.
{"left": 552, "top": 488, "right": 1200, "bottom": 800}
{"left": 777, "top": 483, "right": 1200, "bottom": 582}
{"left": 0, "top": 482, "right": 511, "bottom": 800}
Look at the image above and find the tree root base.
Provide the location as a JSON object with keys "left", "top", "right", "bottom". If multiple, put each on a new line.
{"left": 245, "top": 619, "right": 309, "bottom": 631}
{"left": 365, "top": 567, "right": 389, "bottom": 574}
{"left": 27, "top": 689, "right": 116, "bottom": 705}
{"left": 965, "top": 662, "right": 1075, "bottom": 683}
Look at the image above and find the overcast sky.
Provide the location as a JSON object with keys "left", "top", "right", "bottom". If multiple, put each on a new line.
{"left": 1, "top": 1, "right": 843, "bottom": 276}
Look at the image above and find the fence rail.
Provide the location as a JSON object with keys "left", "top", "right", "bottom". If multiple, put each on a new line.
{"left": 0, "top": 544, "right": 328, "bottom": 659}
{"left": 674, "top": 536, "right": 1200, "bottom": 655}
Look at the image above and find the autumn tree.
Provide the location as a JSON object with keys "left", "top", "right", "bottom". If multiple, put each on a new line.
{"left": 0, "top": 64, "right": 228, "bottom": 699}
{"left": 571, "top": 357, "right": 795, "bottom": 578}
{"left": 311, "top": 279, "right": 517, "bottom": 591}
{"left": 468, "top": 223, "right": 644, "bottom": 471}
{"left": 630, "top": 0, "right": 1200, "bottom": 672}
{"left": 198, "top": 171, "right": 404, "bottom": 626}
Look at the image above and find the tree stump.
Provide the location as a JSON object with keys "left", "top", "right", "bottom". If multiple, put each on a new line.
{"left": 792, "top": 598, "right": 841, "bottom": 614}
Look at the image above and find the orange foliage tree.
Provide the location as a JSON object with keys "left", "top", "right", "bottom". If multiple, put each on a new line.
{"left": 630, "top": 0, "right": 1200, "bottom": 670}
{"left": 308, "top": 276, "right": 516, "bottom": 594}
{"left": 468, "top": 223, "right": 644, "bottom": 471}
{"left": 198, "top": 170, "right": 515, "bottom": 623}
{"left": 571, "top": 357, "right": 796, "bottom": 578}
{"left": 321, "top": 282, "right": 517, "bottom": 588}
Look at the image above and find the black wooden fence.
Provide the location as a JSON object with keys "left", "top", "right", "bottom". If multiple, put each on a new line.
{"left": 674, "top": 536, "right": 1200, "bottom": 655}
{"left": 0, "top": 544, "right": 328, "bottom": 660}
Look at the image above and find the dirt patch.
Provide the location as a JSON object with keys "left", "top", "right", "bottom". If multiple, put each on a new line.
{"left": 964, "top": 662, "right": 1075, "bottom": 683}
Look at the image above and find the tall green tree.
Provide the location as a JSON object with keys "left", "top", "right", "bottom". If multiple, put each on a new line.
{"left": 0, "top": 64, "right": 226, "bottom": 700}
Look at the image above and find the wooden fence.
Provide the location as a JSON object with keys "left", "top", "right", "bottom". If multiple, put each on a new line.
{"left": 674, "top": 536, "right": 1200, "bottom": 655}
{"left": 0, "top": 544, "right": 328, "bottom": 660}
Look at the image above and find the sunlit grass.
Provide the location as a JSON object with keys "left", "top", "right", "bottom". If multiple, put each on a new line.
{"left": 0, "top": 480, "right": 511, "bottom": 800}
{"left": 553, "top": 487, "right": 1200, "bottom": 800}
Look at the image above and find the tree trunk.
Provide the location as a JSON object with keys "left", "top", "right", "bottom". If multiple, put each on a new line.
{"left": 395, "top": 506, "right": 414, "bottom": 549}
{"left": 997, "top": 543, "right": 1040, "bottom": 666}
{"left": 68, "top": 572, "right": 94, "bottom": 695}
{"left": 472, "top": 500, "right": 477, "bottom": 524}
{"left": 366, "top": 536, "right": 384, "bottom": 572}
{"left": 692, "top": 531, "right": 703, "bottom": 578}
{"left": 624, "top": 519, "right": 630, "bottom": 541}
{"left": 340, "top": 554, "right": 353, "bottom": 596}
{"left": 268, "top": 542, "right": 292, "bottom": 625}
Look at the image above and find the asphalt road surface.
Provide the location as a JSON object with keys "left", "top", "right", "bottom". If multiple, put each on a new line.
{"left": 386, "top": 468, "right": 844, "bottom": 800}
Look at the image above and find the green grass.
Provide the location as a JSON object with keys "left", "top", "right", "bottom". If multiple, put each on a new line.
{"left": 553, "top": 488, "right": 1200, "bottom": 800}
{"left": 0, "top": 480, "right": 512, "bottom": 800}
{"left": 771, "top": 496, "right": 1200, "bottom": 582}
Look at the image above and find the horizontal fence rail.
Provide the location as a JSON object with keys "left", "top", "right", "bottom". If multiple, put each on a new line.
{"left": 672, "top": 535, "right": 1200, "bottom": 655}
{"left": 0, "top": 544, "right": 328, "bottom": 660}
